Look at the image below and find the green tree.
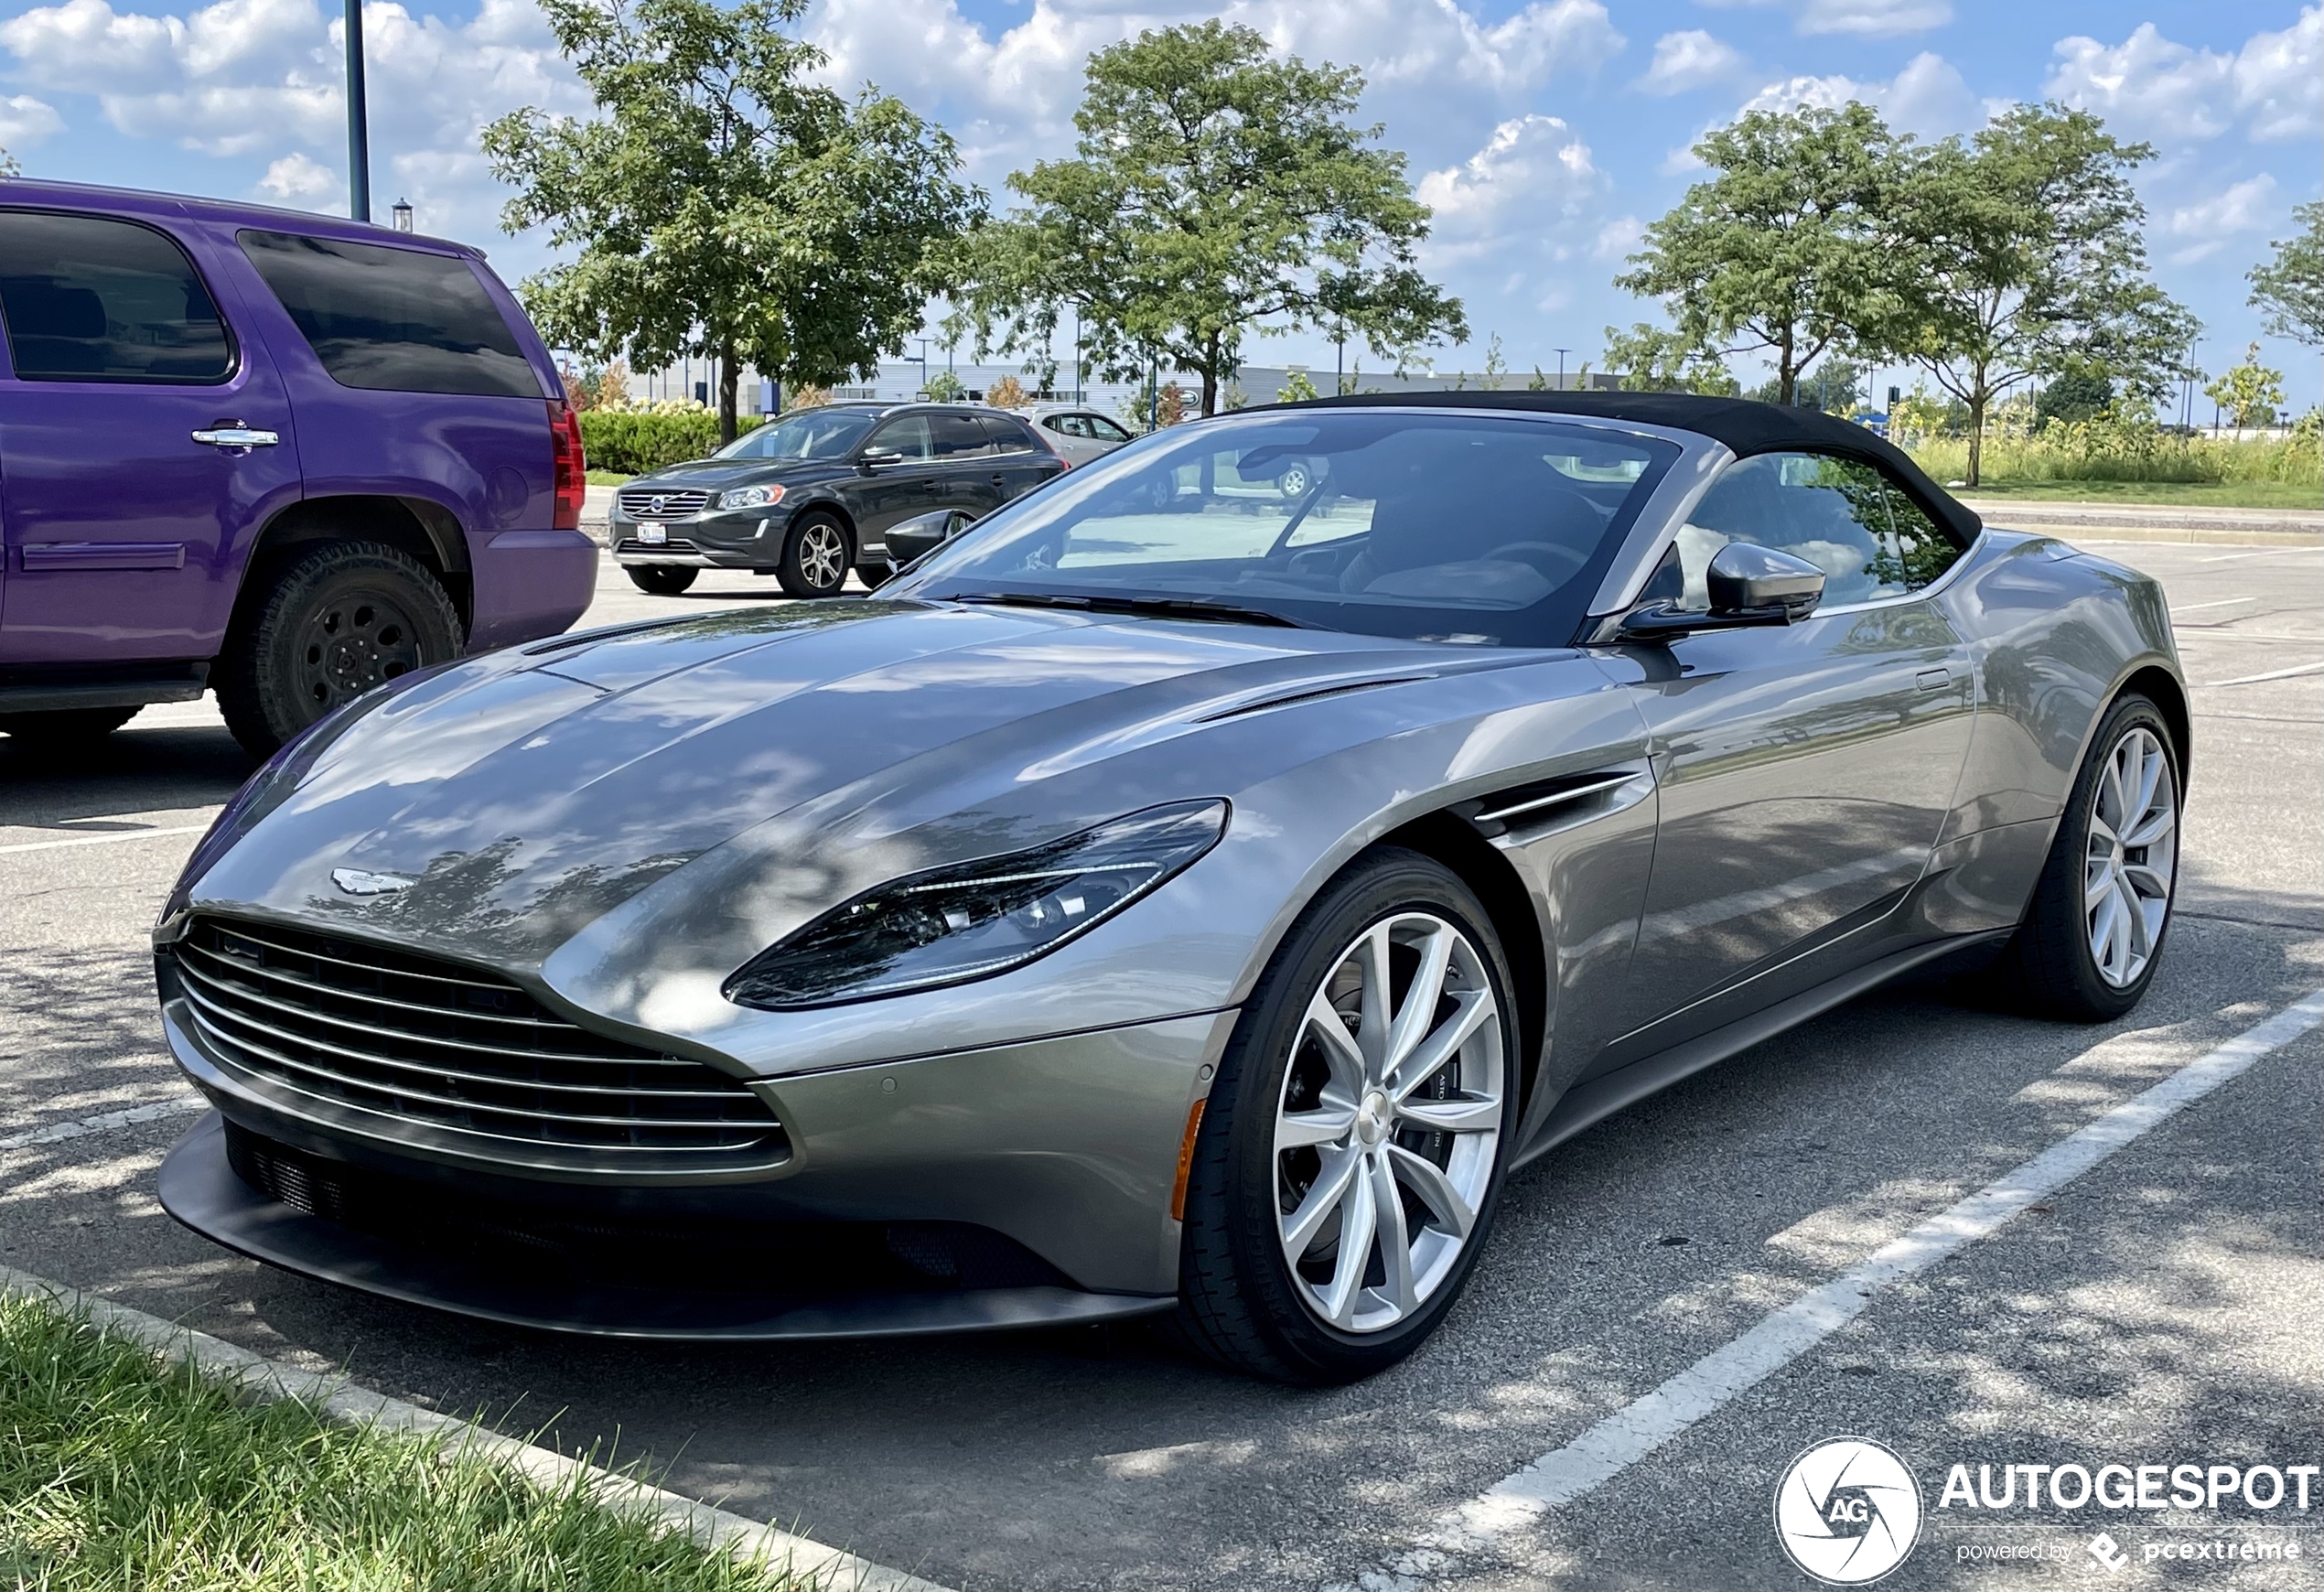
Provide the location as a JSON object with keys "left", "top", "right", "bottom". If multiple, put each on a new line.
{"left": 1276, "top": 369, "right": 1322, "bottom": 403}
{"left": 2204, "top": 342, "right": 2286, "bottom": 435}
{"left": 484, "top": 0, "right": 980, "bottom": 443}
{"left": 1879, "top": 103, "right": 2198, "bottom": 486}
{"left": 1617, "top": 102, "right": 1899, "bottom": 406}
{"left": 1602, "top": 322, "right": 1740, "bottom": 395}
{"left": 922, "top": 370, "right": 967, "bottom": 403}
{"left": 2247, "top": 201, "right": 2324, "bottom": 348}
{"left": 1749, "top": 354, "right": 1865, "bottom": 413}
{"left": 960, "top": 21, "right": 1465, "bottom": 416}
{"left": 2034, "top": 368, "right": 2113, "bottom": 428}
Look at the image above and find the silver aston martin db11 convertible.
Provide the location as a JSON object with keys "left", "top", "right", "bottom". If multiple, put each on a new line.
{"left": 154, "top": 393, "right": 2186, "bottom": 1382}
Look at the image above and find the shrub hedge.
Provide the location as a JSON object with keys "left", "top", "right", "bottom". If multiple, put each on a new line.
{"left": 577, "top": 412, "right": 765, "bottom": 477}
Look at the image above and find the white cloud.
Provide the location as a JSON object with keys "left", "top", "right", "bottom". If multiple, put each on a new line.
{"left": 1699, "top": 0, "right": 1949, "bottom": 39}
{"left": 1731, "top": 50, "right": 1981, "bottom": 135}
{"left": 0, "top": 92, "right": 63, "bottom": 146}
{"left": 0, "top": 0, "right": 586, "bottom": 238}
{"left": 1637, "top": 29, "right": 1743, "bottom": 95}
{"left": 2044, "top": 9, "right": 2320, "bottom": 148}
{"left": 1417, "top": 113, "right": 1598, "bottom": 256}
{"left": 2164, "top": 173, "right": 2277, "bottom": 264}
{"left": 1591, "top": 214, "right": 1643, "bottom": 260}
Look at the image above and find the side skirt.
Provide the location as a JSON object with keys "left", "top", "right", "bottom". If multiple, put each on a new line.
{"left": 1515, "top": 929, "right": 2011, "bottom": 1167}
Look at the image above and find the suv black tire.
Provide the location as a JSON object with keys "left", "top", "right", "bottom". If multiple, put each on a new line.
{"left": 217, "top": 541, "right": 462, "bottom": 758}
{"left": 1169, "top": 847, "right": 1519, "bottom": 1383}
{"left": 0, "top": 705, "right": 140, "bottom": 750}
{"left": 626, "top": 565, "right": 698, "bottom": 596}
{"left": 1998, "top": 694, "right": 2182, "bottom": 1022}
{"left": 778, "top": 513, "right": 852, "bottom": 598}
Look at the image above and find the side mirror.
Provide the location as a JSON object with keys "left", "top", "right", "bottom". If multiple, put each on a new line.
{"left": 859, "top": 448, "right": 905, "bottom": 470}
{"left": 884, "top": 508, "right": 981, "bottom": 575}
{"left": 1617, "top": 543, "right": 1825, "bottom": 641}
{"left": 1705, "top": 543, "right": 1825, "bottom": 617}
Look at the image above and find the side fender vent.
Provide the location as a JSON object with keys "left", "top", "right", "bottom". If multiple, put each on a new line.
{"left": 1454, "top": 765, "right": 1652, "bottom": 840}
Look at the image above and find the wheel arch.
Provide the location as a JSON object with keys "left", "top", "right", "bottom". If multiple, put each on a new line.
{"left": 233, "top": 495, "right": 473, "bottom": 639}
{"left": 791, "top": 496, "right": 859, "bottom": 549}
{"left": 2118, "top": 662, "right": 2190, "bottom": 784}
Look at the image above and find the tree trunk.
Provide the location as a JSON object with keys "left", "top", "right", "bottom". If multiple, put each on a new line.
{"left": 1777, "top": 331, "right": 1796, "bottom": 407}
{"left": 716, "top": 341, "right": 739, "bottom": 446}
{"left": 1964, "top": 373, "right": 1987, "bottom": 489}
{"left": 1200, "top": 335, "right": 1220, "bottom": 418}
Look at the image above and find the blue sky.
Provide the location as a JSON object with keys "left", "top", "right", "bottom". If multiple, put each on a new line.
{"left": 4, "top": 0, "right": 2315, "bottom": 408}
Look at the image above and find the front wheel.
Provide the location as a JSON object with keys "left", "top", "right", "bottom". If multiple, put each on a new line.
{"left": 1171, "top": 848, "right": 1517, "bottom": 1383}
{"left": 216, "top": 541, "right": 462, "bottom": 758}
{"left": 625, "top": 564, "right": 698, "bottom": 596}
{"left": 777, "top": 514, "right": 852, "bottom": 598}
{"left": 1999, "top": 694, "right": 2181, "bottom": 1021}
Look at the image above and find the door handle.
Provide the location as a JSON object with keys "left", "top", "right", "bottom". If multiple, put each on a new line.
{"left": 989, "top": 473, "right": 1007, "bottom": 486}
{"left": 192, "top": 425, "right": 280, "bottom": 448}
{"left": 1916, "top": 667, "right": 1952, "bottom": 692}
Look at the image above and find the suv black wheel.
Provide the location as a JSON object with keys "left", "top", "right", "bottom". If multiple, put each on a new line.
{"left": 1170, "top": 847, "right": 1518, "bottom": 1383}
{"left": 778, "top": 513, "right": 852, "bottom": 598}
{"left": 626, "top": 565, "right": 698, "bottom": 596}
{"left": 217, "top": 541, "right": 462, "bottom": 758}
{"left": 0, "top": 706, "right": 140, "bottom": 750}
{"left": 1999, "top": 694, "right": 2181, "bottom": 1021}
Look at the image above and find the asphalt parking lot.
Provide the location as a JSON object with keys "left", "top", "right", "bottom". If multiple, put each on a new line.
{"left": 3, "top": 536, "right": 2319, "bottom": 1591}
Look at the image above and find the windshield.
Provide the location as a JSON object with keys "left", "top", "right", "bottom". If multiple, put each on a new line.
{"left": 714, "top": 408, "right": 877, "bottom": 461}
{"left": 891, "top": 410, "right": 1678, "bottom": 645}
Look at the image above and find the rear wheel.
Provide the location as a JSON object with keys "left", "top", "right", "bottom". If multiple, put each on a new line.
{"left": 1171, "top": 848, "right": 1517, "bottom": 1383}
{"left": 778, "top": 514, "right": 851, "bottom": 598}
{"left": 625, "top": 564, "right": 698, "bottom": 596}
{"left": 2000, "top": 694, "right": 2181, "bottom": 1021}
{"left": 216, "top": 541, "right": 461, "bottom": 758}
{"left": 0, "top": 705, "right": 139, "bottom": 750}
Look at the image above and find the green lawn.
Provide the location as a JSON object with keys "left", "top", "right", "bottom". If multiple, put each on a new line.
{"left": 1950, "top": 478, "right": 2322, "bottom": 511}
{"left": 586, "top": 469, "right": 634, "bottom": 487}
{"left": 0, "top": 1291, "right": 809, "bottom": 1592}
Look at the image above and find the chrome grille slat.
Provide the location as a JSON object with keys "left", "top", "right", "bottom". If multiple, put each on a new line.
{"left": 178, "top": 979, "right": 752, "bottom": 1107}
{"left": 616, "top": 488, "right": 713, "bottom": 516}
{"left": 171, "top": 917, "right": 783, "bottom": 1165}
{"left": 180, "top": 944, "right": 705, "bottom": 1069}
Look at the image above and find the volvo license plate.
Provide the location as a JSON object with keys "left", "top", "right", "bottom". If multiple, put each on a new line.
{"left": 638, "top": 524, "right": 668, "bottom": 545}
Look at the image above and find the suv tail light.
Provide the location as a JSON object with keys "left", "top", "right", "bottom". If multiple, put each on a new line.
{"left": 549, "top": 399, "right": 586, "bottom": 530}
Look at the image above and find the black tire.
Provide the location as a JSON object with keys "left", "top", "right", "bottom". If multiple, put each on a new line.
{"left": 626, "top": 564, "right": 699, "bottom": 596}
{"left": 216, "top": 541, "right": 462, "bottom": 758}
{"left": 778, "top": 513, "right": 852, "bottom": 598}
{"left": 1170, "top": 847, "right": 1520, "bottom": 1383}
{"left": 1998, "top": 694, "right": 2182, "bottom": 1022}
{"left": 855, "top": 559, "right": 894, "bottom": 592}
{"left": 0, "top": 705, "right": 139, "bottom": 750}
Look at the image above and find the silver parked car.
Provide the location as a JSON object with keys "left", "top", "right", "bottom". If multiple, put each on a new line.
{"left": 1022, "top": 404, "right": 1137, "bottom": 466}
{"left": 153, "top": 393, "right": 2186, "bottom": 1383}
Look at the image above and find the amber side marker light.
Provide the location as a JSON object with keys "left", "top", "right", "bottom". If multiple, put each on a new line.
{"left": 1169, "top": 1097, "right": 1208, "bottom": 1221}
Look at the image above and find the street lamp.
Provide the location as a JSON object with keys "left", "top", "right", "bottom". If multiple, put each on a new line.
{"left": 390, "top": 199, "right": 412, "bottom": 232}
{"left": 344, "top": 0, "right": 371, "bottom": 222}
{"left": 1553, "top": 347, "right": 1572, "bottom": 391}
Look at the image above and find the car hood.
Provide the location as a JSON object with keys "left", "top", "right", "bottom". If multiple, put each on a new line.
{"left": 177, "top": 601, "right": 1519, "bottom": 974}
{"left": 624, "top": 457, "right": 852, "bottom": 492}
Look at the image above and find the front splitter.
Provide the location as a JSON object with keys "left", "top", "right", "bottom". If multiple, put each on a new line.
{"left": 158, "top": 1113, "right": 1175, "bottom": 1341}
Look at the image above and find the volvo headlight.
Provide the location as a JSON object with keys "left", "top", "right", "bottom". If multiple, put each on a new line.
{"left": 723, "top": 800, "right": 1228, "bottom": 1010}
{"left": 717, "top": 484, "right": 784, "bottom": 510}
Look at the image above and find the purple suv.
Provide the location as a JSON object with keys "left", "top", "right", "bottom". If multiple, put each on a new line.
{"left": 0, "top": 180, "right": 597, "bottom": 757}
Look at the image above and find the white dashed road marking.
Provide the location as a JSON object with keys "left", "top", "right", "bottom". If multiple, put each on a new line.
{"left": 1408, "top": 988, "right": 2324, "bottom": 1565}
{"left": 0, "top": 1095, "right": 208, "bottom": 1153}
{"left": 0, "top": 823, "right": 208, "bottom": 856}
{"left": 2202, "top": 661, "right": 2324, "bottom": 688}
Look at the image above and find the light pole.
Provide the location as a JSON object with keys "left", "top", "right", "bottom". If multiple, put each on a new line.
{"left": 1553, "top": 347, "right": 1572, "bottom": 391}
{"left": 344, "top": 0, "right": 371, "bottom": 222}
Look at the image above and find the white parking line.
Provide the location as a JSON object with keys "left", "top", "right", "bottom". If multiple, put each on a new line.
{"left": 2202, "top": 661, "right": 2324, "bottom": 688}
{"left": 2193, "top": 547, "right": 2324, "bottom": 565}
{"left": 2170, "top": 597, "right": 2258, "bottom": 612}
{"left": 0, "top": 1095, "right": 208, "bottom": 1154}
{"left": 0, "top": 823, "right": 208, "bottom": 857}
{"left": 1415, "top": 988, "right": 2324, "bottom": 1559}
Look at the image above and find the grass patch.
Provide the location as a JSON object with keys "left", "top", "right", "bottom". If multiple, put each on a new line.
{"left": 586, "top": 469, "right": 634, "bottom": 486}
{"left": 1951, "top": 479, "right": 2323, "bottom": 511}
{"left": 0, "top": 1291, "right": 812, "bottom": 1591}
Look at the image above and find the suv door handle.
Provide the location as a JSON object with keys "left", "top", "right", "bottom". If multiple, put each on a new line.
{"left": 192, "top": 425, "right": 280, "bottom": 448}
{"left": 989, "top": 473, "right": 1007, "bottom": 486}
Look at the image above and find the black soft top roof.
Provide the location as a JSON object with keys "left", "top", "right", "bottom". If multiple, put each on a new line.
{"left": 1294, "top": 389, "right": 1982, "bottom": 545}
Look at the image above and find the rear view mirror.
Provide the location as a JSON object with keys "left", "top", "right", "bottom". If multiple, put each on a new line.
{"left": 860, "top": 449, "right": 905, "bottom": 469}
{"left": 1705, "top": 543, "right": 1825, "bottom": 618}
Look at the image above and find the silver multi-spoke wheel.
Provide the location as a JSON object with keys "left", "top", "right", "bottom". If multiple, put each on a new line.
{"left": 799, "top": 522, "right": 848, "bottom": 590}
{"left": 2084, "top": 725, "right": 2178, "bottom": 988}
{"left": 1274, "top": 911, "right": 1504, "bottom": 1334}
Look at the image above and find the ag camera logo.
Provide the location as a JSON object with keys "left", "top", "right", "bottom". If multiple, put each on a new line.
{"left": 1775, "top": 1437, "right": 1923, "bottom": 1585}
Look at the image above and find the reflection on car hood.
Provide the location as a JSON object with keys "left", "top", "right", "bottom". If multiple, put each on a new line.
{"left": 624, "top": 457, "right": 849, "bottom": 490}
{"left": 183, "top": 601, "right": 1504, "bottom": 970}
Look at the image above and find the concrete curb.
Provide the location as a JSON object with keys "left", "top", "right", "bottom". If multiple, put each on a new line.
{"left": 0, "top": 1264, "right": 957, "bottom": 1592}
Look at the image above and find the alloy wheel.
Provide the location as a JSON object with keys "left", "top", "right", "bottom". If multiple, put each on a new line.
{"left": 798, "top": 522, "right": 848, "bottom": 591}
{"left": 2084, "top": 725, "right": 2178, "bottom": 988}
{"left": 296, "top": 590, "right": 424, "bottom": 710}
{"left": 1273, "top": 911, "right": 1504, "bottom": 1334}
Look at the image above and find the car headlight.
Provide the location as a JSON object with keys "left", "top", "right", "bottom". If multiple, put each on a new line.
{"left": 717, "top": 484, "right": 784, "bottom": 510}
{"left": 723, "top": 800, "right": 1228, "bottom": 1010}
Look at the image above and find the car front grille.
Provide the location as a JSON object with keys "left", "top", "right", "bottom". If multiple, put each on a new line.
{"left": 615, "top": 537, "right": 701, "bottom": 555}
{"left": 167, "top": 917, "right": 786, "bottom": 1170}
{"left": 616, "top": 487, "right": 713, "bottom": 518}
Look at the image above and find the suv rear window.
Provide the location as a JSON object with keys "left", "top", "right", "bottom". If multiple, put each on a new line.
{"left": 0, "top": 210, "right": 233, "bottom": 383}
{"left": 238, "top": 231, "right": 540, "bottom": 398}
